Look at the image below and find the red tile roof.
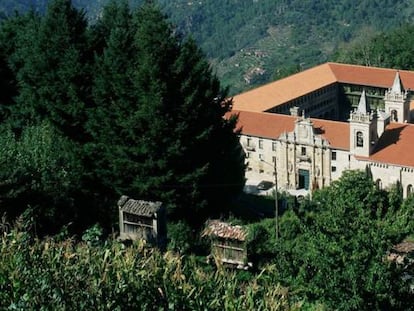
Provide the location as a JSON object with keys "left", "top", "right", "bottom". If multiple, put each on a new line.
{"left": 232, "top": 110, "right": 295, "bottom": 139}
{"left": 329, "top": 62, "right": 414, "bottom": 89}
{"left": 231, "top": 63, "right": 337, "bottom": 112}
{"left": 312, "top": 118, "right": 350, "bottom": 150}
{"left": 232, "top": 62, "right": 414, "bottom": 113}
{"left": 230, "top": 110, "right": 350, "bottom": 150}
{"left": 365, "top": 123, "right": 414, "bottom": 167}
{"left": 230, "top": 62, "right": 414, "bottom": 168}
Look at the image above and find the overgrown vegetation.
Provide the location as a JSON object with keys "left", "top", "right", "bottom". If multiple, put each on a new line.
{"left": 0, "top": 219, "right": 295, "bottom": 310}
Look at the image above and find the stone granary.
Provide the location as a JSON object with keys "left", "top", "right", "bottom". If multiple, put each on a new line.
{"left": 118, "top": 195, "right": 166, "bottom": 248}
{"left": 202, "top": 220, "right": 252, "bottom": 269}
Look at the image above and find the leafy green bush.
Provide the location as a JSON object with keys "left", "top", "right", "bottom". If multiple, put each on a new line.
{"left": 167, "top": 221, "right": 193, "bottom": 254}
{"left": 81, "top": 223, "right": 103, "bottom": 246}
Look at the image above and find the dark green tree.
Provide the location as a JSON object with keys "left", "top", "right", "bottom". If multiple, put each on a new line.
{"left": 275, "top": 170, "right": 413, "bottom": 310}
{"left": 11, "top": 0, "right": 91, "bottom": 140}
{"left": 0, "top": 12, "right": 39, "bottom": 126}
{"left": 87, "top": 2, "right": 245, "bottom": 227}
{"left": 0, "top": 42, "right": 14, "bottom": 122}
{"left": 0, "top": 122, "right": 83, "bottom": 234}
{"left": 0, "top": 2, "right": 101, "bottom": 232}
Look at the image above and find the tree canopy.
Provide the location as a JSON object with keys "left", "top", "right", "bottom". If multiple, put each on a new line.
{"left": 0, "top": 0, "right": 245, "bottom": 232}
{"left": 272, "top": 170, "right": 414, "bottom": 310}
{"left": 336, "top": 24, "right": 414, "bottom": 71}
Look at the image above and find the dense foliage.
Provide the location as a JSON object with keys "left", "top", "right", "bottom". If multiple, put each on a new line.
{"left": 1, "top": 170, "right": 412, "bottom": 309}
{"left": 0, "top": 0, "right": 245, "bottom": 233}
{"left": 0, "top": 222, "right": 295, "bottom": 310}
{"left": 247, "top": 171, "right": 414, "bottom": 310}
{"left": 336, "top": 24, "right": 414, "bottom": 70}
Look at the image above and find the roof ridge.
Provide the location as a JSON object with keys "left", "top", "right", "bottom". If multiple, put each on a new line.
{"left": 328, "top": 61, "right": 411, "bottom": 74}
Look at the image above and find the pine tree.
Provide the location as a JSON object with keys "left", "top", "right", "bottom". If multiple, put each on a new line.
{"left": 0, "top": 42, "right": 14, "bottom": 122}
{"left": 12, "top": 0, "right": 91, "bottom": 140}
{"left": 0, "top": 12, "right": 39, "bottom": 127}
{"left": 85, "top": 0, "right": 136, "bottom": 202}
{"left": 87, "top": 2, "right": 245, "bottom": 226}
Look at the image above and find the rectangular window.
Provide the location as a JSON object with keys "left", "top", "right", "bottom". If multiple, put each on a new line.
{"left": 331, "top": 166, "right": 337, "bottom": 172}
{"left": 246, "top": 152, "right": 250, "bottom": 158}
{"left": 259, "top": 154, "right": 264, "bottom": 160}
{"left": 331, "top": 151, "right": 337, "bottom": 161}
{"left": 272, "top": 156, "right": 276, "bottom": 163}
{"left": 259, "top": 139, "right": 263, "bottom": 149}
{"left": 272, "top": 141, "right": 277, "bottom": 151}
{"left": 247, "top": 137, "right": 251, "bottom": 147}
{"left": 301, "top": 147, "right": 306, "bottom": 156}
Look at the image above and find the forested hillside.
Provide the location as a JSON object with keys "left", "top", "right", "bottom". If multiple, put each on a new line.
{"left": 1, "top": 0, "right": 414, "bottom": 94}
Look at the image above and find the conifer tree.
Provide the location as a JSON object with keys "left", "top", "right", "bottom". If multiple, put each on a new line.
{"left": 12, "top": 0, "right": 90, "bottom": 140}
{"left": 87, "top": 2, "right": 245, "bottom": 226}
{"left": 0, "top": 45, "right": 14, "bottom": 122}
{"left": 85, "top": 0, "right": 136, "bottom": 203}
{"left": 0, "top": 12, "right": 39, "bottom": 127}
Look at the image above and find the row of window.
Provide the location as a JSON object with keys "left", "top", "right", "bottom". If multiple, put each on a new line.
{"left": 250, "top": 138, "right": 340, "bottom": 161}
{"left": 294, "top": 85, "right": 337, "bottom": 106}
{"left": 269, "top": 85, "right": 337, "bottom": 114}
{"left": 342, "top": 84, "right": 385, "bottom": 97}
{"left": 254, "top": 139, "right": 277, "bottom": 150}
{"left": 304, "top": 99, "right": 335, "bottom": 114}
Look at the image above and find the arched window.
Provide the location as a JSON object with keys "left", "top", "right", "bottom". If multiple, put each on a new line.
{"left": 356, "top": 131, "right": 364, "bottom": 147}
{"left": 376, "top": 179, "right": 382, "bottom": 190}
{"left": 391, "top": 110, "right": 398, "bottom": 122}
{"left": 407, "top": 184, "right": 413, "bottom": 196}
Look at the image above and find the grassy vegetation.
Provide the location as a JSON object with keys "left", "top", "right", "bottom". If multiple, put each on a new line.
{"left": 0, "top": 219, "right": 302, "bottom": 310}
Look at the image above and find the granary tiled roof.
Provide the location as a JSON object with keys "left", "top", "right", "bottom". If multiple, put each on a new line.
{"left": 392, "top": 241, "right": 414, "bottom": 254}
{"left": 232, "top": 62, "right": 414, "bottom": 113}
{"left": 230, "top": 110, "right": 350, "bottom": 150}
{"left": 118, "top": 195, "right": 162, "bottom": 217}
{"left": 202, "top": 220, "right": 247, "bottom": 241}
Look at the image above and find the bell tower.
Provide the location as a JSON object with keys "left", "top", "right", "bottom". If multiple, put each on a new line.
{"left": 349, "top": 90, "right": 378, "bottom": 157}
{"left": 384, "top": 71, "right": 410, "bottom": 123}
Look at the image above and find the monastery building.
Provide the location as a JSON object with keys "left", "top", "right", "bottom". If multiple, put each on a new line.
{"left": 230, "top": 62, "right": 414, "bottom": 197}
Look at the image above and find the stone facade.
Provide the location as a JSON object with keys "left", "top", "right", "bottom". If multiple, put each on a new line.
{"left": 234, "top": 63, "right": 414, "bottom": 198}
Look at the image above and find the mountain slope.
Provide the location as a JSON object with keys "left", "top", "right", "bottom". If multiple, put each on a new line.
{"left": 1, "top": 0, "right": 414, "bottom": 94}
